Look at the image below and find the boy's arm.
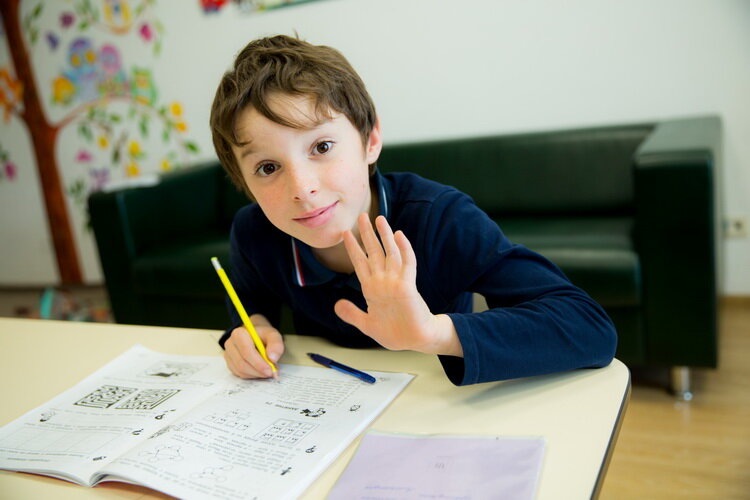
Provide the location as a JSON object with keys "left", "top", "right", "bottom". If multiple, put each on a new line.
{"left": 424, "top": 192, "right": 617, "bottom": 385}
{"left": 337, "top": 191, "right": 617, "bottom": 386}
{"left": 219, "top": 217, "right": 283, "bottom": 348}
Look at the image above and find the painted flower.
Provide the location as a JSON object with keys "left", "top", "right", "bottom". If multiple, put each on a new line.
{"left": 201, "top": 0, "right": 229, "bottom": 13}
{"left": 139, "top": 23, "right": 153, "bottom": 42}
{"left": 60, "top": 12, "right": 75, "bottom": 29}
{"left": 76, "top": 150, "right": 93, "bottom": 163}
{"left": 128, "top": 140, "right": 141, "bottom": 158}
{"left": 160, "top": 159, "right": 171, "bottom": 172}
{"left": 90, "top": 168, "right": 110, "bottom": 191}
{"left": 4, "top": 162, "right": 16, "bottom": 180}
{"left": 126, "top": 161, "right": 140, "bottom": 177}
{"left": 170, "top": 102, "right": 183, "bottom": 117}
{"left": 98, "top": 135, "right": 109, "bottom": 149}
{"left": 46, "top": 32, "right": 60, "bottom": 50}
{"left": 175, "top": 121, "right": 188, "bottom": 133}
{"left": 52, "top": 76, "right": 75, "bottom": 105}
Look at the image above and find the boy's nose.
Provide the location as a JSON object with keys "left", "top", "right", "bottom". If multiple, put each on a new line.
{"left": 289, "top": 166, "right": 319, "bottom": 201}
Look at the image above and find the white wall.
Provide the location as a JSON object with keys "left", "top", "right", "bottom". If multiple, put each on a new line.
{"left": 2, "top": 0, "right": 748, "bottom": 293}
{"left": 169, "top": 0, "right": 750, "bottom": 295}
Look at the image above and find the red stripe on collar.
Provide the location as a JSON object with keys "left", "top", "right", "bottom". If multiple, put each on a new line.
{"left": 291, "top": 239, "right": 306, "bottom": 287}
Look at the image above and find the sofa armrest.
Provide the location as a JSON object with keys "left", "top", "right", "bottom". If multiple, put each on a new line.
{"left": 88, "top": 162, "right": 227, "bottom": 324}
{"left": 633, "top": 115, "right": 721, "bottom": 367}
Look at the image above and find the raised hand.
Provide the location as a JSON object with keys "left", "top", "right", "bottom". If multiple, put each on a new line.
{"left": 334, "top": 214, "right": 463, "bottom": 357}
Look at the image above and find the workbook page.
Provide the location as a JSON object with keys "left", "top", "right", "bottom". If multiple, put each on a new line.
{"left": 103, "top": 364, "right": 414, "bottom": 500}
{"left": 0, "top": 345, "right": 230, "bottom": 485}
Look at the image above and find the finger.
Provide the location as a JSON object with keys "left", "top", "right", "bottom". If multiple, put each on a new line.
{"left": 223, "top": 350, "right": 242, "bottom": 377}
{"left": 225, "top": 339, "right": 265, "bottom": 378}
{"left": 375, "top": 216, "right": 402, "bottom": 271}
{"left": 334, "top": 299, "right": 368, "bottom": 333}
{"left": 357, "top": 213, "right": 385, "bottom": 272}
{"left": 343, "top": 230, "right": 371, "bottom": 280}
{"left": 395, "top": 230, "right": 417, "bottom": 281}
{"left": 229, "top": 327, "right": 275, "bottom": 378}
{"left": 262, "top": 327, "right": 285, "bottom": 364}
{"left": 227, "top": 338, "right": 267, "bottom": 378}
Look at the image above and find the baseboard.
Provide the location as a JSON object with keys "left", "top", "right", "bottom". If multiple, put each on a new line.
{"left": 722, "top": 295, "right": 750, "bottom": 305}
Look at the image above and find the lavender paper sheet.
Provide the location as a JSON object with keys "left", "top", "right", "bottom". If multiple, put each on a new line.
{"left": 328, "top": 432, "right": 545, "bottom": 500}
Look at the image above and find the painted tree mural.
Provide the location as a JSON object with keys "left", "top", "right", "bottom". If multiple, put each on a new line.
{"left": 1, "top": 0, "right": 198, "bottom": 284}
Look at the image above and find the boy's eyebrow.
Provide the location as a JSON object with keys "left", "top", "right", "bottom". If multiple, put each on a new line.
{"left": 236, "top": 139, "right": 255, "bottom": 159}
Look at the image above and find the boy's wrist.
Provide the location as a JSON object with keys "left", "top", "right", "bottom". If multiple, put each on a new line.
{"left": 426, "top": 314, "right": 463, "bottom": 358}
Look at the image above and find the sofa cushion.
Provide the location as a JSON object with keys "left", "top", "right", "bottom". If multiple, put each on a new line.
{"left": 379, "top": 125, "right": 653, "bottom": 215}
{"left": 499, "top": 216, "right": 640, "bottom": 307}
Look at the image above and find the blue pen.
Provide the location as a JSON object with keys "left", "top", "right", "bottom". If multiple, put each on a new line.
{"left": 307, "top": 353, "right": 376, "bottom": 384}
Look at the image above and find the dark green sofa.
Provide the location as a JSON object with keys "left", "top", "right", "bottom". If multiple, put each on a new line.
{"left": 88, "top": 115, "right": 721, "bottom": 396}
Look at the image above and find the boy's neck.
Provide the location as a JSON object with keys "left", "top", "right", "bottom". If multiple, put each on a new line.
{"left": 313, "top": 241, "right": 355, "bottom": 274}
{"left": 312, "top": 180, "right": 379, "bottom": 274}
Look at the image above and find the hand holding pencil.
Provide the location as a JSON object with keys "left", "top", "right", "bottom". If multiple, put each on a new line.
{"left": 211, "top": 257, "right": 283, "bottom": 379}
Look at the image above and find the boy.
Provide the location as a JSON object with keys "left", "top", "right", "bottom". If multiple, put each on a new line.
{"left": 210, "top": 35, "right": 616, "bottom": 385}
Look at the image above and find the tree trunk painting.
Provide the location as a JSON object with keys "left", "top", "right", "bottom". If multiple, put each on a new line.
{"left": 1, "top": 1, "right": 82, "bottom": 283}
{"left": 0, "top": 0, "right": 197, "bottom": 285}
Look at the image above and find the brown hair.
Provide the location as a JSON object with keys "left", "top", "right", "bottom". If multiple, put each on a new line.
{"left": 210, "top": 35, "right": 378, "bottom": 198}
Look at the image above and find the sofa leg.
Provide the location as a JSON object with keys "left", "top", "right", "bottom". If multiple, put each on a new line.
{"left": 670, "top": 366, "right": 693, "bottom": 401}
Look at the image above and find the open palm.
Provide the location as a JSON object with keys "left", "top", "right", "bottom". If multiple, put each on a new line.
{"left": 334, "top": 214, "right": 443, "bottom": 353}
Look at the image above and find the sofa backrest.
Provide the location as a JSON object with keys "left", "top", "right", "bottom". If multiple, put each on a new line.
{"left": 378, "top": 124, "right": 654, "bottom": 216}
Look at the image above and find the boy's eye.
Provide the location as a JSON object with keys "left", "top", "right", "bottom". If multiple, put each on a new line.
{"left": 315, "top": 141, "right": 333, "bottom": 155}
{"left": 256, "top": 163, "right": 279, "bottom": 177}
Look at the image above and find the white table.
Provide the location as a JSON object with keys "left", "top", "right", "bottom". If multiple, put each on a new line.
{"left": 0, "top": 318, "right": 629, "bottom": 499}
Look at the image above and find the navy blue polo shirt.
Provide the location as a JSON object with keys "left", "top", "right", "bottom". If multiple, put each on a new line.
{"left": 221, "top": 171, "right": 616, "bottom": 385}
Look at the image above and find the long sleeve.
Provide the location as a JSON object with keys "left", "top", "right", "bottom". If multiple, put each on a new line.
{"left": 218, "top": 208, "right": 284, "bottom": 348}
{"left": 414, "top": 189, "right": 617, "bottom": 385}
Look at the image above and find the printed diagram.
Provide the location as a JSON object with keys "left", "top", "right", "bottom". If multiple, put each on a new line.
{"left": 191, "top": 464, "right": 233, "bottom": 482}
{"left": 74, "top": 385, "right": 137, "bottom": 408}
{"left": 300, "top": 408, "right": 326, "bottom": 418}
{"left": 74, "top": 385, "right": 180, "bottom": 410}
{"left": 140, "top": 445, "right": 184, "bottom": 462}
{"left": 223, "top": 384, "right": 245, "bottom": 397}
{"left": 116, "top": 389, "right": 181, "bottom": 410}
{"left": 149, "top": 422, "right": 192, "bottom": 439}
{"left": 204, "top": 409, "right": 252, "bottom": 431}
{"left": 142, "top": 362, "right": 206, "bottom": 379}
{"left": 39, "top": 411, "right": 56, "bottom": 422}
{"left": 256, "top": 419, "right": 317, "bottom": 446}
{"left": 0, "top": 427, "right": 119, "bottom": 454}
{"left": 155, "top": 409, "right": 177, "bottom": 420}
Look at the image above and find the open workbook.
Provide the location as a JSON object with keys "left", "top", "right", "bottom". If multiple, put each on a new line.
{"left": 0, "top": 345, "right": 413, "bottom": 499}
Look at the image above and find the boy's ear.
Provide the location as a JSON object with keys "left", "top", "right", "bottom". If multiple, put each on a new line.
{"left": 365, "top": 116, "right": 383, "bottom": 164}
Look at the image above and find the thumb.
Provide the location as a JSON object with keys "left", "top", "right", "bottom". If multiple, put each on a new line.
{"left": 334, "top": 299, "right": 368, "bottom": 333}
{"left": 260, "top": 328, "right": 284, "bottom": 363}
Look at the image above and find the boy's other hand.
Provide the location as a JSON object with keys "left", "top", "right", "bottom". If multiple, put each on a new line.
{"left": 223, "top": 317, "right": 284, "bottom": 379}
{"left": 334, "top": 214, "right": 463, "bottom": 357}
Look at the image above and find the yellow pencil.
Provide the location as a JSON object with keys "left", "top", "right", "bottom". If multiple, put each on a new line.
{"left": 211, "top": 257, "right": 278, "bottom": 379}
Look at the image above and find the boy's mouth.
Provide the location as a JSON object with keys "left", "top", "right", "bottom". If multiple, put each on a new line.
{"left": 293, "top": 201, "right": 338, "bottom": 228}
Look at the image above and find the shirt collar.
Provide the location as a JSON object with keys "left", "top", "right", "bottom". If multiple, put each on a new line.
{"left": 291, "top": 170, "right": 389, "bottom": 287}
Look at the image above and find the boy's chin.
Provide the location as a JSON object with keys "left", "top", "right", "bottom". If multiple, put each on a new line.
{"left": 295, "top": 231, "right": 345, "bottom": 250}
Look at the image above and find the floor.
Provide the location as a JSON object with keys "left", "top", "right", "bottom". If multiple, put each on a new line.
{"left": 0, "top": 285, "right": 111, "bottom": 322}
{"left": 1, "top": 288, "right": 748, "bottom": 498}
{"left": 601, "top": 298, "right": 750, "bottom": 499}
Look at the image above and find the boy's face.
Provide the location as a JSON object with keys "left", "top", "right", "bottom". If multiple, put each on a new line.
{"left": 232, "top": 94, "right": 382, "bottom": 249}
